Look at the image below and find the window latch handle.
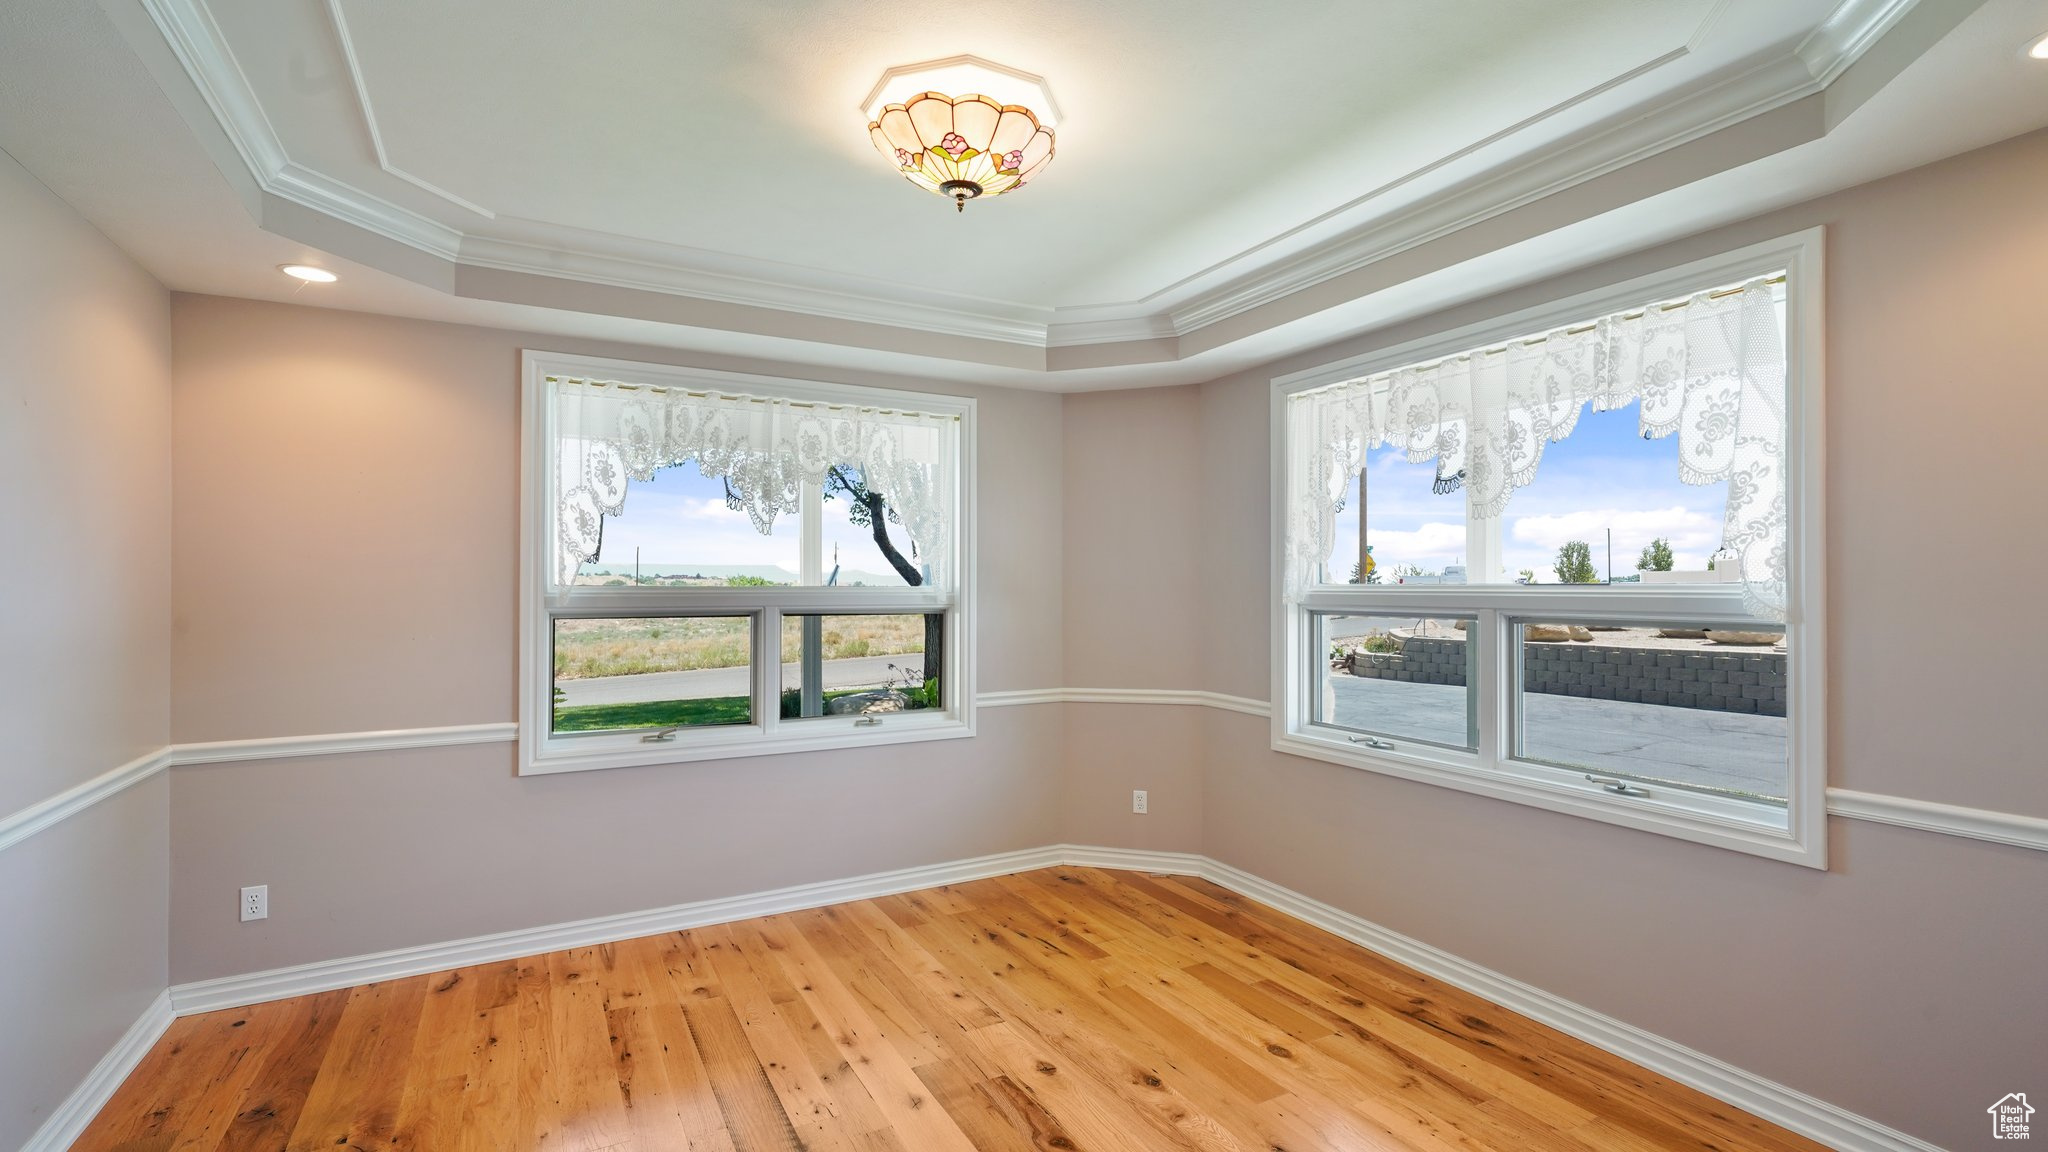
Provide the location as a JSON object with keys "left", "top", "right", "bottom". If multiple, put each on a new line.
{"left": 641, "top": 728, "right": 679, "bottom": 743}
{"left": 1349, "top": 735, "right": 1395, "bottom": 750}
{"left": 854, "top": 716, "right": 883, "bottom": 727}
{"left": 1586, "top": 774, "right": 1651, "bottom": 797}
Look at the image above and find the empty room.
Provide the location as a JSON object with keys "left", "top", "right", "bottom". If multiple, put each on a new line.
{"left": 4, "top": 0, "right": 2046, "bottom": 1149}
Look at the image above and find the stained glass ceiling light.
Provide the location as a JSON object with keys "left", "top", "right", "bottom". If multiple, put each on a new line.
{"left": 861, "top": 56, "right": 1060, "bottom": 212}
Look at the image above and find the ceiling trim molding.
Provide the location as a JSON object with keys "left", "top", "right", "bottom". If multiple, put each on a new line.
{"left": 132, "top": 0, "right": 1937, "bottom": 362}
{"left": 322, "top": 0, "right": 496, "bottom": 219}
{"left": 269, "top": 161, "right": 466, "bottom": 258}
{"left": 458, "top": 232, "right": 1055, "bottom": 347}
{"left": 1066, "top": 41, "right": 1706, "bottom": 344}
{"left": 1797, "top": 0, "right": 1923, "bottom": 84}
{"left": 1154, "top": 50, "right": 1825, "bottom": 339}
{"left": 137, "top": 0, "right": 284, "bottom": 179}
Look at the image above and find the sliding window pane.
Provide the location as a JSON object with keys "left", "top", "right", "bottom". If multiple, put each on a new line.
{"left": 551, "top": 616, "right": 753, "bottom": 733}
{"left": 1512, "top": 620, "right": 1788, "bottom": 804}
{"left": 780, "top": 613, "right": 942, "bottom": 719}
{"left": 1315, "top": 613, "right": 1475, "bottom": 750}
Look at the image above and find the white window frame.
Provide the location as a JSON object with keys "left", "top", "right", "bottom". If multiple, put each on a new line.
{"left": 519, "top": 350, "right": 976, "bottom": 776}
{"left": 1269, "top": 230, "right": 1827, "bottom": 867}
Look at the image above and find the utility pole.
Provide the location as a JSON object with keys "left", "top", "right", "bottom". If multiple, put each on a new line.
{"left": 1356, "top": 467, "right": 1369, "bottom": 582}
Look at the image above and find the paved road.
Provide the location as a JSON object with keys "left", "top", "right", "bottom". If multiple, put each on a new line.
{"left": 557, "top": 654, "right": 912, "bottom": 707}
{"left": 1328, "top": 675, "right": 1788, "bottom": 798}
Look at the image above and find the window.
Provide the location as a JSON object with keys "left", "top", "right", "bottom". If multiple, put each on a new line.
{"left": 1273, "top": 232, "right": 1825, "bottom": 866}
{"left": 521, "top": 352, "right": 974, "bottom": 774}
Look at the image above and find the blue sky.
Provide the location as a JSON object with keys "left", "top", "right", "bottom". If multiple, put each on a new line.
{"left": 1326, "top": 401, "right": 1729, "bottom": 582}
{"left": 581, "top": 463, "right": 920, "bottom": 585}
{"left": 592, "top": 404, "right": 1724, "bottom": 587}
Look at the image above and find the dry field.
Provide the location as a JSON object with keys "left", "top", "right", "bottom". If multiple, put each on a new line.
{"left": 553, "top": 613, "right": 925, "bottom": 679}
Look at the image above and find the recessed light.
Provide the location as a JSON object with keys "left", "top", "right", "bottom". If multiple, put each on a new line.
{"left": 2028, "top": 31, "right": 2048, "bottom": 60}
{"left": 279, "top": 264, "right": 337, "bottom": 283}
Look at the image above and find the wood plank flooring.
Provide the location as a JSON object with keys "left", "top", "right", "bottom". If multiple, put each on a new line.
{"left": 73, "top": 868, "right": 1828, "bottom": 1151}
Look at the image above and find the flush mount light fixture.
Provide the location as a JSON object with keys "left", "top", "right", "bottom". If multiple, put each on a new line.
{"left": 279, "top": 264, "right": 338, "bottom": 283}
{"left": 2027, "top": 31, "right": 2048, "bottom": 59}
{"left": 862, "top": 55, "right": 1059, "bottom": 212}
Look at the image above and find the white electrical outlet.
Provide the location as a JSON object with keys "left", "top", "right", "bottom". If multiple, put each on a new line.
{"left": 1132, "top": 790, "right": 1148, "bottom": 814}
{"left": 240, "top": 885, "right": 268, "bottom": 922}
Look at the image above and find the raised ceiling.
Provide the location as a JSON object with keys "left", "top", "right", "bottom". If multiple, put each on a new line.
{"left": 4, "top": 0, "right": 2042, "bottom": 387}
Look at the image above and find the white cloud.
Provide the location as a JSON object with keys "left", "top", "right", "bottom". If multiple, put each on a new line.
{"left": 1329, "top": 520, "right": 1467, "bottom": 577}
{"left": 1509, "top": 506, "right": 1723, "bottom": 575}
{"left": 598, "top": 488, "right": 799, "bottom": 569}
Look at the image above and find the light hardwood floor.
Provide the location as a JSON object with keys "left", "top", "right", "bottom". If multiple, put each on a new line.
{"left": 74, "top": 867, "right": 1827, "bottom": 1151}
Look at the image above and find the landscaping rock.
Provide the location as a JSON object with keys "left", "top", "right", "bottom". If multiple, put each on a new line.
{"left": 1706, "top": 630, "right": 1779, "bottom": 646}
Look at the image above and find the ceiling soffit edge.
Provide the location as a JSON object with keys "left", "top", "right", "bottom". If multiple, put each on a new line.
{"left": 119, "top": 0, "right": 1933, "bottom": 362}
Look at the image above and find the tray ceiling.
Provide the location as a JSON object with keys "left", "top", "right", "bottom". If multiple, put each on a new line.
{"left": 7, "top": 0, "right": 2034, "bottom": 385}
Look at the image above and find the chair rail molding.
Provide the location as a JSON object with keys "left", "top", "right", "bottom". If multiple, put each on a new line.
{"left": 4, "top": 702, "right": 2044, "bottom": 855}
{"left": 169, "top": 722, "right": 519, "bottom": 766}
{"left": 0, "top": 747, "right": 170, "bottom": 853}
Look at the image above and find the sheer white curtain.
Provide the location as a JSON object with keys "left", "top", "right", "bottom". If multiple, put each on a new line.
{"left": 552, "top": 377, "right": 957, "bottom": 588}
{"left": 1285, "top": 277, "right": 1788, "bottom": 618}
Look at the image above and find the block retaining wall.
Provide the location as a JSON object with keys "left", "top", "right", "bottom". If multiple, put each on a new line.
{"left": 1346, "top": 635, "right": 1786, "bottom": 716}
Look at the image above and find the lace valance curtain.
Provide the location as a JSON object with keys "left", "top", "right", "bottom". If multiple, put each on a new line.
{"left": 553, "top": 377, "right": 957, "bottom": 588}
{"left": 1285, "top": 277, "right": 1787, "bottom": 619}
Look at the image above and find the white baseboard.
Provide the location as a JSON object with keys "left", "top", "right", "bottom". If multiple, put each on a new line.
{"left": 1189, "top": 855, "right": 1943, "bottom": 1152}
{"left": 163, "top": 843, "right": 1935, "bottom": 1152}
{"left": 169, "top": 844, "right": 1068, "bottom": 1014}
{"left": 18, "top": 990, "right": 174, "bottom": 1152}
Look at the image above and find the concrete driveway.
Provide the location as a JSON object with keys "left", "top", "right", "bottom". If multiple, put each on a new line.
{"left": 1327, "top": 675, "right": 1788, "bottom": 798}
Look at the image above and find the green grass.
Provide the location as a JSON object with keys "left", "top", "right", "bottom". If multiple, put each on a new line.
{"left": 552, "top": 696, "right": 752, "bottom": 732}
{"left": 552, "top": 687, "right": 935, "bottom": 733}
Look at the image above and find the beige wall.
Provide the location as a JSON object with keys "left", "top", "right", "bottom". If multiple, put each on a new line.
{"left": 1057, "top": 387, "right": 1208, "bottom": 850}
{"left": 0, "top": 148, "right": 172, "bottom": 1147}
{"left": 166, "top": 298, "right": 1067, "bottom": 981}
{"left": 67, "top": 126, "right": 2045, "bottom": 1152}
{"left": 1177, "top": 128, "right": 2048, "bottom": 1149}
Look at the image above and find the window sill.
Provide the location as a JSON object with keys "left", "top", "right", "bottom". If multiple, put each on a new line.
{"left": 520, "top": 711, "right": 974, "bottom": 776}
{"left": 1273, "top": 729, "right": 1824, "bottom": 868}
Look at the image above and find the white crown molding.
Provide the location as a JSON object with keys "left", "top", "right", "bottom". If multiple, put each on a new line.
{"left": 0, "top": 747, "right": 169, "bottom": 853}
{"left": 125, "top": 0, "right": 1930, "bottom": 361}
{"left": 159, "top": 845, "right": 1942, "bottom": 1151}
{"left": 17, "top": 991, "right": 175, "bottom": 1152}
{"left": 136, "top": 0, "right": 284, "bottom": 179}
{"left": 321, "top": 0, "right": 494, "bottom": 219}
{"left": 1154, "top": 49, "right": 1824, "bottom": 339}
{"left": 458, "top": 230, "right": 1054, "bottom": 347}
{"left": 269, "top": 162, "right": 465, "bottom": 259}
{"left": 1798, "top": 0, "right": 1923, "bottom": 84}
{"left": 169, "top": 722, "right": 518, "bottom": 766}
